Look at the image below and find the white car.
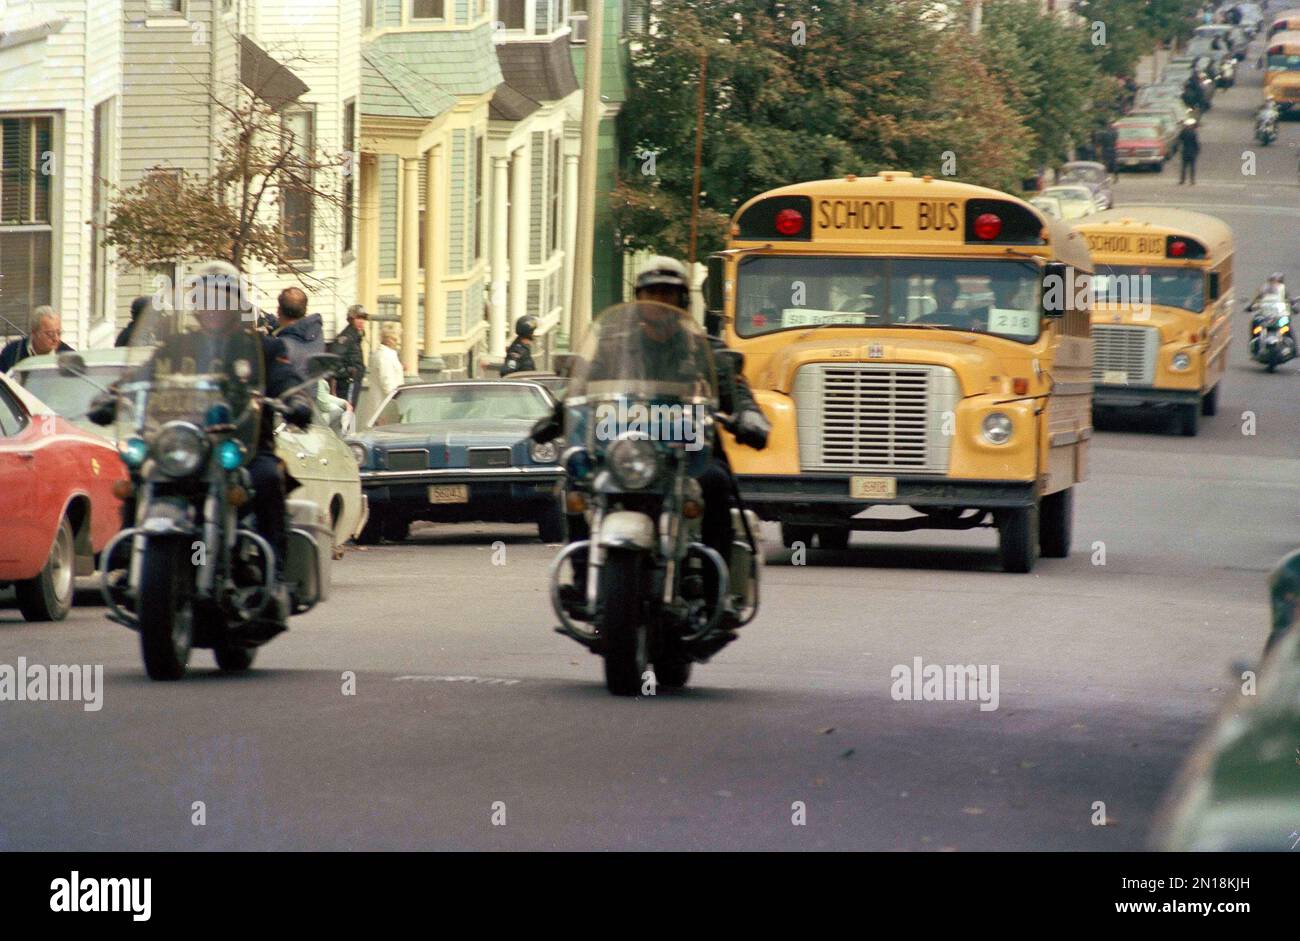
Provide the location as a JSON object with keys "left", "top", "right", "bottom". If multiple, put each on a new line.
{"left": 1038, "top": 185, "right": 1101, "bottom": 220}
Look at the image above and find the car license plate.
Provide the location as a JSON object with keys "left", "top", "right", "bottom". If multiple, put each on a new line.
{"left": 1102, "top": 370, "right": 1128, "bottom": 385}
{"left": 850, "top": 476, "right": 897, "bottom": 499}
{"left": 428, "top": 484, "right": 469, "bottom": 504}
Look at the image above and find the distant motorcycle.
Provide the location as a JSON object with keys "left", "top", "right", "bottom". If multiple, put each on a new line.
{"left": 536, "top": 302, "right": 761, "bottom": 695}
{"left": 1255, "top": 109, "right": 1277, "bottom": 145}
{"left": 1249, "top": 300, "right": 1297, "bottom": 372}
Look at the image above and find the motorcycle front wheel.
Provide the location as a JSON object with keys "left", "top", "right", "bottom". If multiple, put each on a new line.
{"left": 599, "top": 549, "right": 649, "bottom": 696}
{"left": 138, "top": 538, "right": 195, "bottom": 681}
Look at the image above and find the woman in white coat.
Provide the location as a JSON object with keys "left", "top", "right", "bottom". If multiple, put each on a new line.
{"left": 370, "top": 324, "right": 405, "bottom": 424}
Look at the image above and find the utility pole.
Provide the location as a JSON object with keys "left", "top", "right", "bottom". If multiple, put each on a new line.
{"left": 569, "top": 0, "right": 604, "bottom": 347}
{"left": 686, "top": 49, "right": 708, "bottom": 300}
{"left": 969, "top": 0, "right": 983, "bottom": 35}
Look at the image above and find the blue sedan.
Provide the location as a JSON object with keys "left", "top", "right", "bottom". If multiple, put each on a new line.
{"left": 347, "top": 380, "right": 565, "bottom": 543}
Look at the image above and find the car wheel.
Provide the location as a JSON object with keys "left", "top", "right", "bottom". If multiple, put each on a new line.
{"left": 381, "top": 516, "right": 410, "bottom": 543}
{"left": 781, "top": 523, "right": 815, "bottom": 549}
{"left": 355, "top": 509, "right": 385, "bottom": 545}
{"left": 16, "top": 516, "right": 75, "bottom": 622}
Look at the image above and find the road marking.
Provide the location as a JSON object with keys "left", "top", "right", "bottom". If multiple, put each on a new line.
{"left": 394, "top": 674, "right": 521, "bottom": 686}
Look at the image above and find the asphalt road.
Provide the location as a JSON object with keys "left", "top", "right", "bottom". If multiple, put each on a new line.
{"left": 1, "top": 47, "right": 1297, "bottom": 852}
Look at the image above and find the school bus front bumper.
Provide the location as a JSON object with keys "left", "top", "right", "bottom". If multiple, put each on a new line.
{"left": 736, "top": 474, "right": 1037, "bottom": 517}
{"left": 1092, "top": 385, "right": 1200, "bottom": 409}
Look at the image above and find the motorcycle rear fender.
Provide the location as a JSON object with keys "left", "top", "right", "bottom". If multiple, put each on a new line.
{"left": 597, "top": 511, "right": 657, "bottom": 551}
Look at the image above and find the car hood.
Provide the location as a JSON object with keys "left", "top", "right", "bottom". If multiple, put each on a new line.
{"left": 352, "top": 419, "right": 542, "bottom": 470}
{"left": 1115, "top": 137, "right": 1162, "bottom": 148}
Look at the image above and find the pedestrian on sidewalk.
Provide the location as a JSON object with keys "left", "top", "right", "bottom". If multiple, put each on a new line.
{"left": 1178, "top": 119, "right": 1201, "bottom": 185}
{"left": 371, "top": 323, "right": 404, "bottom": 417}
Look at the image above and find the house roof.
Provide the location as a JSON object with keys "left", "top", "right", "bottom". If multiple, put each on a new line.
{"left": 240, "top": 35, "right": 310, "bottom": 112}
{"left": 362, "top": 43, "right": 456, "bottom": 120}
{"left": 489, "top": 82, "right": 541, "bottom": 122}
{"left": 496, "top": 34, "right": 580, "bottom": 102}
{"left": 371, "top": 21, "right": 503, "bottom": 98}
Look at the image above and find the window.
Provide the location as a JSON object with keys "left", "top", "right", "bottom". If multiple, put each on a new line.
{"left": 548, "top": 135, "right": 560, "bottom": 256}
{"left": 411, "top": 0, "right": 444, "bottom": 20}
{"left": 571, "top": 0, "right": 588, "bottom": 11}
{"left": 0, "top": 115, "right": 54, "bottom": 329}
{"left": 90, "top": 99, "right": 114, "bottom": 324}
{"left": 473, "top": 134, "right": 484, "bottom": 262}
{"left": 281, "top": 109, "right": 315, "bottom": 263}
{"left": 0, "top": 382, "right": 29, "bottom": 437}
{"left": 364, "top": 0, "right": 375, "bottom": 29}
{"left": 149, "top": 0, "right": 184, "bottom": 13}
{"left": 342, "top": 101, "right": 356, "bottom": 257}
{"left": 499, "top": 0, "right": 526, "bottom": 30}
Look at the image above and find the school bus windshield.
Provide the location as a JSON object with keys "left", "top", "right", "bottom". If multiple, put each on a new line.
{"left": 1093, "top": 264, "right": 1205, "bottom": 313}
{"left": 734, "top": 256, "right": 1043, "bottom": 343}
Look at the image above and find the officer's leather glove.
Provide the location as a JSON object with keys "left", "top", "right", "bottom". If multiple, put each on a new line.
{"left": 87, "top": 392, "right": 117, "bottom": 427}
{"left": 286, "top": 401, "right": 313, "bottom": 429}
{"left": 733, "top": 408, "right": 771, "bottom": 450}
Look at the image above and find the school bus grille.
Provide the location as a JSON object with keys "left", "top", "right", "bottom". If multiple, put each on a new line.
{"left": 792, "top": 364, "right": 961, "bottom": 474}
{"left": 1091, "top": 324, "right": 1158, "bottom": 385}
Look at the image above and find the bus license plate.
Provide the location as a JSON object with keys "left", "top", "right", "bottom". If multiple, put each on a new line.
{"left": 428, "top": 484, "right": 469, "bottom": 504}
{"left": 1102, "top": 370, "right": 1128, "bottom": 385}
{"left": 850, "top": 476, "right": 897, "bottom": 500}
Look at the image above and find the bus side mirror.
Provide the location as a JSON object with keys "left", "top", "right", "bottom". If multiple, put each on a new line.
{"left": 705, "top": 255, "right": 726, "bottom": 315}
{"left": 1208, "top": 272, "right": 1221, "bottom": 301}
{"left": 1042, "top": 262, "right": 1069, "bottom": 318}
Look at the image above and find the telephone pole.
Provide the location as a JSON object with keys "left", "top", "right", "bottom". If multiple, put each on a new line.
{"left": 569, "top": 0, "right": 605, "bottom": 346}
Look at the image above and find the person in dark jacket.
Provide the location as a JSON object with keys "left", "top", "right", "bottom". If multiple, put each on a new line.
{"left": 1178, "top": 119, "right": 1201, "bottom": 185}
{"left": 115, "top": 296, "right": 160, "bottom": 347}
{"left": 329, "top": 304, "right": 368, "bottom": 407}
{"left": 273, "top": 287, "right": 324, "bottom": 376}
{"left": 503, "top": 316, "right": 538, "bottom": 375}
{"left": 0, "top": 306, "right": 73, "bottom": 373}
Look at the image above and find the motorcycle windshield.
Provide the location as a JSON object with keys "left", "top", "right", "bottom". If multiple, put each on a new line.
{"left": 1256, "top": 301, "right": 1290, "bottom": 324}
{"left": 118, "top": 312, "right": 265, "bottom": 452}
{"left": 566, "top": 302, "right": 718, "bottom": 407}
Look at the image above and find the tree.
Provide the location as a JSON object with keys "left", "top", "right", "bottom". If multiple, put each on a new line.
{"left": 101, "top": 66, "right": 348, "bottom": 288}
{"left": 614, "top": 0, "right": 1033, "bottom": 262}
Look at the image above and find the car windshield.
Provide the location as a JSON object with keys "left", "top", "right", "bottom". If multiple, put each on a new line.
{"left": 1116, "top": 124, "right": 1159, "bottom": 140}
{"left": 1094, "top": 265, "right": 1206, "bottom": 313}
{"left": 1061, "top": 167, "right": 1105, "bottom": 185}
{"left": 1047, "top": 188, "right": 1091, "bottom": 203}
{"left": 16, "top": 364, "right": 128, "bottom": 421}
{"left": 370, "top": 384, "right": 552, "bottom": 427}
{"left": 1267, "top": 51, "right": 1300, "bottom": 68}
{"left": 735, "top": 256, "right": 1044, "bottom": 343}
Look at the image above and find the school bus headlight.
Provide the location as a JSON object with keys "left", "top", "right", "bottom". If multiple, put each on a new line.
{"left": 1172, "top": 352, "right": 1192, "bottom": 371}
{"left": 981, "top": 413, "right": 1014, "bottom": 445}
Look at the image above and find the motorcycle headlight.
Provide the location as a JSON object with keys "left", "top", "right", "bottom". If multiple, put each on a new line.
{"left": 349, "top": 442, "right": 367, "bottom": 467}
{"left": 1172, "top": 352, "right": 1192, "bottom": 371}
{"left": 216, "top": 438, "right": 246, "bottom": 470}
{"left": 608, "top": 438, "right": 661, "bottom": 489}
{"left": 153, "top": 422, "right": 208, "bottom": 477}
{"left": 981, "top": 412, "right": 1013, "bottom": 446}
{"left": 529, "top": 439, "right": 561, "bottom": 464}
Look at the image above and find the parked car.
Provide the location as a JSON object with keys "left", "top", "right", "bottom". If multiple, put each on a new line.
{"left": 503, "top": 370, "right": 569, "bottom": 401}
{"left": 1112, "top": 118, "right": 1171, "bottom": 170}
{"left": 1038, "top": 184, "right": 1101, "bottom": 219}
{"left": 1162, "top": 63, "right": 1216, "bottom": 105}
{"left": 1056, "top": 161, "right": 1114, "bottom": 210}
{"left": 1125, "top": 108, "right": 1183, "bottom": 153}
{"left": 1132, "top": 82, "right": 1187, "bottom": 112}
{"left": 1029, "top": 194, "right": 1064, "bottom": 220}
{"left": 11, "top": 348, "right": 366, "bottom": 549}
{"left": 0, "top": 372, "right": 126, "bottom": 621}
{"left": 347, "top": 380, "right": 566, "bottom": 544}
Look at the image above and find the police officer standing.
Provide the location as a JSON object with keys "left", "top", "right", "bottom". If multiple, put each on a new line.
{"left": 503, "top": 316, "right": 538, "bottom": 376}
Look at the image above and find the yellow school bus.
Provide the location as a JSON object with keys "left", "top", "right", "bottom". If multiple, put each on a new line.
{"left": 705, "top": 172, "right": 1094, "bottom": 573}
{"left": 1071, "top": 209, "right": 1233, "bottom": 436}
{"left": 1264, "top": 30, "right": 1300, "bottom": 110}
{"left": 1268, "top": 9, "right": 1300, "bottom": 38}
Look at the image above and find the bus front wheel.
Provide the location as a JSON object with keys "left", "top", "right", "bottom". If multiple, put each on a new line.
{"left": 1039, "top": 488, "right": 1073, "bottom": 559}
{"left": 997, "top": 504, "right": 1039, "bottom": 574}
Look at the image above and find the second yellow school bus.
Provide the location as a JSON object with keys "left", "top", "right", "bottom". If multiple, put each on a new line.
{"left": 1264, "top": 30, "right": 1300, "bottom": 110}
{"left": 705, "top": 172, "right": 1094, "bottom": 573}
{"left": 1071, "top": 209, "right": 1233, "bottom": 436}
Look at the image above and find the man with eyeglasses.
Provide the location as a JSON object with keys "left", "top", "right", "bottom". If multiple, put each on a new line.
{"left": 0, "top": 306, "right": 74, "bottom": 373}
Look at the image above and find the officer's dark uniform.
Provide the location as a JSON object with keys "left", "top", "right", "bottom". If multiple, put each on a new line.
{"left": 503, "top": 336, "right": 535, "bottom": 375}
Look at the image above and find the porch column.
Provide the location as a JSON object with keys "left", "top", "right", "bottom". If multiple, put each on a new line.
{"left": 400, "top": 156, "right": 421, "bottom": 377}
{"left": 359, "top": 152, "right": 381, "bottom": 361}
{"left": 561, "top": 149, "right": 580, "bottom": 344}
{"left": 508, "top": 145, "right": 529, "bottom": 348}
{"left": 423, "top": 145, "right": 445, "bottom": 361}
{"left": 490, "top": 154, "right": 510, "bottom": 357}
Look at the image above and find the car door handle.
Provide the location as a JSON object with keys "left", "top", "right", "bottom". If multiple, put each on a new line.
{"left": 16, "top": 451, "right": 35, "bottom": 460}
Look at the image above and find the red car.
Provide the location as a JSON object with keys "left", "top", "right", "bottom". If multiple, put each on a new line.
{"left": 0, "top": 373, "right": 125, "bottom": 621}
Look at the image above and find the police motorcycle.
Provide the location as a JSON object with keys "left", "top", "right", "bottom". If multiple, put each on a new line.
{"left": 1255, "top": 100, "right": 1278, "bottom": 145}
{"left": 90, "top": 319, "right": 337, "bottom": 680}
{"left": 534, "top": 302, "right": 761, "bottom": 696}
{"left": 1249, "top": 298, "right": 1297, "bottom": 372}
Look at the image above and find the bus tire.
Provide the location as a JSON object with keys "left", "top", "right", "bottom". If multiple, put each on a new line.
{"left": 1177, "top": 403, "right": 1200, "bottom": 437}
{"left": 781, "top": 523, "right": 815, "bottom": 550}
{"left": 1039, "top": 488, "right": 1073, "bottom": 559}
{"left": 1201, "top": 384, "right": 1219, "bottom": 417}
{"left": 998, "top": 505, "right": 1038, "bottom": 574}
